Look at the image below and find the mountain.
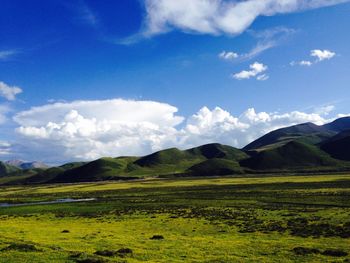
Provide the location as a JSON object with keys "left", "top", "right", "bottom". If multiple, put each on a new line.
{"left": 22, "top": 162, "right": 86, "bottom": 184}
{"left": 5, "top": 160, "right": 48, "bottom": 170}
{"left": 321, "top": 130, "right": 350, "bottom": 161}
{"left": 186, "top": 143, "right": 248, "bottom": 160}
{"left": 47, "top": 144, "right": 247, "bottom": 183}
{"left": 243, "top": 122, "right": 333, "bottom": 152}
{"left": 0, "top": 161, "right": 21, "bottom": 177}
{"left": 187, "top": 158, "right": 243, "bottom": 177}
{"left": 2, "top": 117, "right": 350, "bottom": 185}
{"left": 135, "top": 148, "right": 199, "bottom": 167}
{"left": 47, "top": 157, "right": 137, "bottom": 183}
{"left": 240, "top": 141, "right": 340, "bottom": 171}
{"left": 323, "top": 117, "right": 350, "bottom": 132}
{"left": 20, "top": 144, "right": 247, "bottom": 184}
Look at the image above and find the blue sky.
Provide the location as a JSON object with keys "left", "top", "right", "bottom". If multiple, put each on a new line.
{"left": 1, "top": 0, "right": 350, "bottom": 163}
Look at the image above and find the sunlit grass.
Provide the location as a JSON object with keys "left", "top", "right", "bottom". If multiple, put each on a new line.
{"left": 0, "top": 174, "right": 349, "bottom": 262}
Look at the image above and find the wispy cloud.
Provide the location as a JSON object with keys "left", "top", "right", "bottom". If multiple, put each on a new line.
{"left": 79, "top": 0, "right": 99, "bottom": 27}
{"left": 62, "top": 0, "right": 99, "bottom": 28}
{"left": 0, "top": 104, "right": 11, "bottom": 124}
{"left": 142, "top": 0, "right": 349, "bottom": 37}
{"left": 0, "top": 50, "right": 19, "bottom": 61}
{"left": 219, "top": 27, "right": 296, "bottom": 62}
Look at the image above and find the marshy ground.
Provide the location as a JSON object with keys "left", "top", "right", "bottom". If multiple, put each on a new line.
{"left": 0, "top": 175, "right": 349, "bottom": 262}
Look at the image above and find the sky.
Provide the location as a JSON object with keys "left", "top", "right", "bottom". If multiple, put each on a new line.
{"left": 1, "top": 0, "right": 350, "bottom": 164}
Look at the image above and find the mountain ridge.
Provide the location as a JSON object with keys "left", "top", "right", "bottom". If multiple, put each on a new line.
{"left": 2, "top": 116, "right": 350, "bottom": 185}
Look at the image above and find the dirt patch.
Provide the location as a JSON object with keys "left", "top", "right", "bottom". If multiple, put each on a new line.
{"left": 321, "top": 249, "right": 348, "bottom": 257}
{"left": 150, "top": 235, "right": 164, "bottom": 240}
{"left": 292, "top": 247, "right": 320, "bottom": 255}
{"left": 1, "top": 243, "right": 41, "bottom": 252}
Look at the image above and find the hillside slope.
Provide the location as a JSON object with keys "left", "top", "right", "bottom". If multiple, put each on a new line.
{"left": 243, "top": 123, "right": 333, "bottom": 152}
{"left": 241, "top": 141, "right": 340, "bottom": 171}
{"left": 321, "top": 130, "right": 350, "bottom": 161}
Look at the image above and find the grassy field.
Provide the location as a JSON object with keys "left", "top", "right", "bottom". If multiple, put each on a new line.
{"left": 0, "top": 175, "right": 349, "bottom": 262}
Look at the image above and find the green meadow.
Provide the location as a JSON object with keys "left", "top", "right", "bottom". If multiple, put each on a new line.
{"left": 0, "top": 175, "right": 349, "bottom": 262}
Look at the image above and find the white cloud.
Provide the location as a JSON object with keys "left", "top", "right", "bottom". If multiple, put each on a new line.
{"left": 13, "top": 99, "right": 184, "bottom": 162}
{"left": 0, "top": 141, "right": 11, "bottom": 156}
{"left": 219, "top": 27, "right": 295, "bottom": 63}
{"left": 313, "top": 105, "right": 335, "bottom": 115}
{"left": 143, "top": 0, "right": 349, "bottom": 37}
{"left": 291, "top": 49, "right": 336, "bottom": 66}
{"left": 10, "top": 98, "right": 343, "bottom": 163}
{"left": 180, "top": 107, "right": 331, "bottom": 148}
{"left": 0, "top": 81, "right": 23, "bottom": 101}
{"left": 232, "top": 62, "right": 268, "bottom": 80}
{"left": 311, "top": 49, "right": 336, "bottom": 61}
{"left": 256, "top": 74, "right": 269, "bottom": 81}
{"left": 291, "top": 60, "right": 312, "bottom": 66}
{"left": 300, "top": 60, "right": 313, "bottom": 66}
{"left": 219, "top": 51, "right": 238, "bottom": 61}
{"left": 0, "top": 50, "right": 18, "bottom": 61}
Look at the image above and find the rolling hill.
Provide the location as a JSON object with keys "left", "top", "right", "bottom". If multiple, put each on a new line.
{"left": 240, "top": 141, "right": 340, "bottom": 171}
{"left": 5, "top": 160, "right": 48, "bottom": 170}
{"left": 187, "top": 158, "right": 243, "bottom": 176}
{"left": 323, "top": 116, "right": 350, "bottom": 132}
{"left": 2, "top": 117, "right": 350, "bottom": 185}
{"left": 0, "top": 161, "right": 20, "bottom": 177}
{"left": 243, "top": 122, "right": 334, "bottom": 152}
{"left": 321, "top": 130, "right": 350, "bottom": 161}
{"left": 243, "top": 117, "right": 350, "bottom": 152}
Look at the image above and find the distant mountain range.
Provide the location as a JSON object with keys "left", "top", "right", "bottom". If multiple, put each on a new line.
{"left": 4, "top": 160, "right": 48, "bottom": 170}
{"left": 2, "top": 116, "right": 350, "bottom": 185}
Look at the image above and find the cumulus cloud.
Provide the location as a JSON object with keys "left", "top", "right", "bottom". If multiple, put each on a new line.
{"left": 291, "top": 49, "right": 336, "bottom": 66}
{"left": 180, "top": 106, "right": 331, "bottom": 148}
{"left": 232, "top": 62, "right": 268, "bottom": 80}
{"left": 143, "top": 0, "right": 349, "bottom": 37}
{"left": 311, "top": 49, "right": 336, "bottom": 61}
{"left": 13, "top": 99, "right": 184, "bottom": 162}
{"left": 10, "top": 98, "right": 343, "bottom": 163}
{"left": 0, "top": 81, "right": 23, "bottom": 101}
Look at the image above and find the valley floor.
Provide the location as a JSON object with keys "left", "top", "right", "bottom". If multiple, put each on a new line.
{"left": 0, "top": 175, "right": 349, "bottom": 262}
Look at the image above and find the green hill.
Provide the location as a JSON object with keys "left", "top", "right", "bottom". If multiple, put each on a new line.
{"left": 20, "top": 162, "right": 86, "bottom": 184}
{"left": 323, "top": 117, "right": 350, "bottom": 132}
{"left": 321, "top": 130, "right": 350, "bottom": 161}
{"left": 186, "top": 143, "right": 248, "bottom": 160}
{"left": 135, "top": 148, "right": 199, "bottom": 167}
{"left": 0, "top": 161, "right": 21, "bottom": 177}
{"left": 3, "top": 117, "right": 350, "bottom": 185}
{"left": 241, "top": 141, "right": 340, "bottom": 171}
{"left": 187, "top": 158, "right": 243, "bottom": 177}
{"left": 49, "top": 157, "right": 138, "bottom": 183}
{"left": 20, "top": 144, "right": 247, "bottom": 183}
{"left": 243, "top": 122, "right": 335, "bottom": 152}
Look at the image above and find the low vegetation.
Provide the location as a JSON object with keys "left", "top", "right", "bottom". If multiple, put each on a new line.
{"left": 0, "top": 174, "right": 349, "bottom": 262}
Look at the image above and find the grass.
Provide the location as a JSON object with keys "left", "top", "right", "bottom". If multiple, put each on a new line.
{"left": 0, "top": 174, "right": 349, "bottom": 262}
{"left": 241, "top": 141, "right": 342, "bottom": 170}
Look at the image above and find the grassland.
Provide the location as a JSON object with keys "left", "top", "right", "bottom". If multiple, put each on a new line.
{"left": 0, "top": 175, "right": 349, "bottom": 262}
